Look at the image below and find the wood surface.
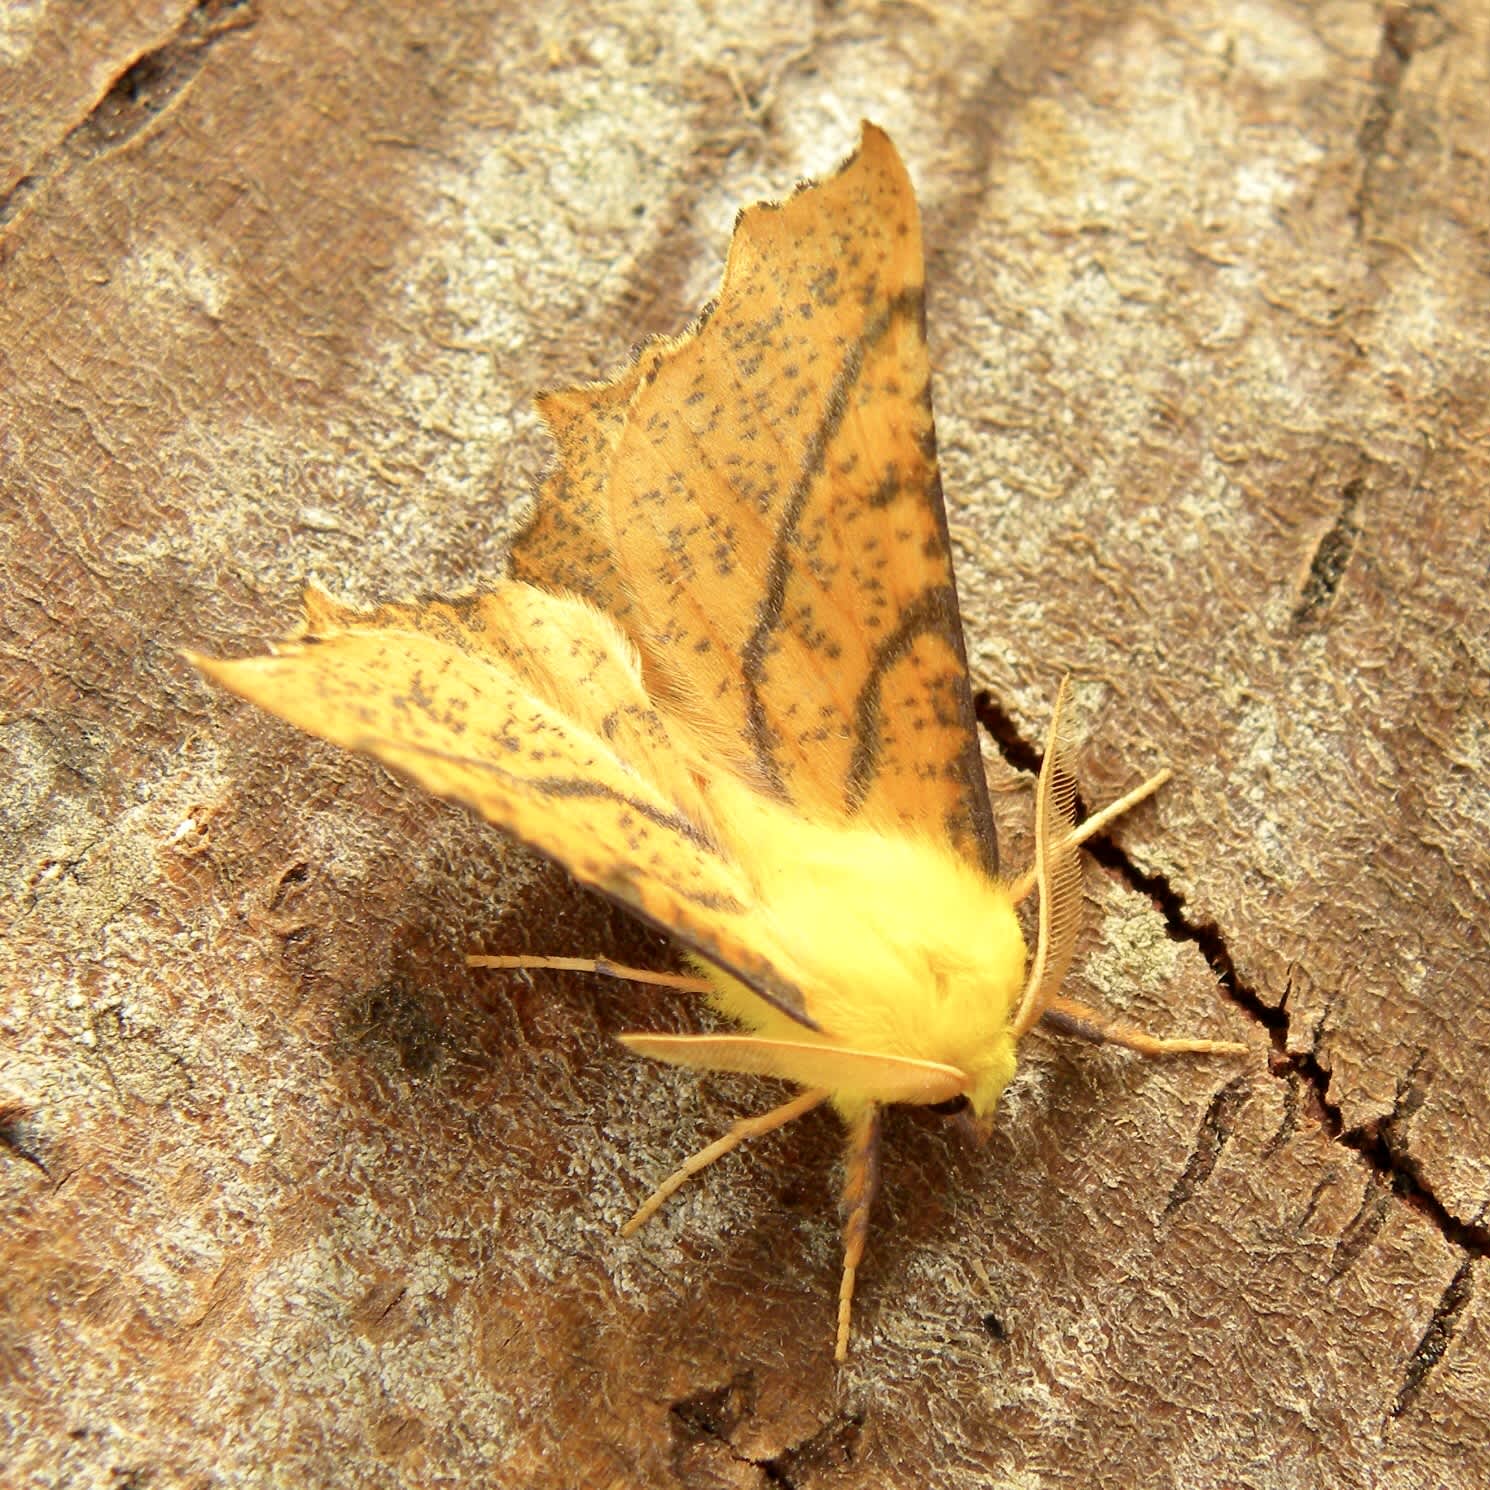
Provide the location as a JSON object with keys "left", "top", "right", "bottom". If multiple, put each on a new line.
{"left": 3, "top": 2, "right": 1487, "bottom": 1486}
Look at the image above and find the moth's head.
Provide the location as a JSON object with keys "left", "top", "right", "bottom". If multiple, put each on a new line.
{"left": 919, "top": 1029, "right": 1019, "bottom": 1127}
{"left": 923, "top": 1035, "right": 1016, "bottom": 1141}
{"left": 964, "top": 1034, "right": 1018, "bottom": 1120}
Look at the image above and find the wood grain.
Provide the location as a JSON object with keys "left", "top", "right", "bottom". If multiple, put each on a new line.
{"left": 3, "top": 2, "right": 1486, "bottom": 1486}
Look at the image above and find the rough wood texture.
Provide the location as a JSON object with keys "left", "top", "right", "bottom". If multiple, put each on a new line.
{"left": 3, "top": 2, "right": 1486, "bottom": 1486}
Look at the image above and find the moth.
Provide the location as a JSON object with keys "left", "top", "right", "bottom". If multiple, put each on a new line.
{"left": 193, "top": 124, "right": 1247, "bottom": 1359}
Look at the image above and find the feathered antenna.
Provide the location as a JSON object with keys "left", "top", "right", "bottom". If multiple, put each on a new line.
{"left": 1013, "top": 679, "right": 1083, "bottom": 1039}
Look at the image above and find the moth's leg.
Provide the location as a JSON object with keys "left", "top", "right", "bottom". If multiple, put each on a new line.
{"left": 1009, "top": 768, "right": 1173, "bottom": 905}
{"left": 836, "top": 1104, "right": 884, "bottom": 1363}
{"left": 1041, "top": 994, "right": 1248, "bottom": 1057}
{"left": 467, "top": 953, "right": 712, "bottom": 993}
{"left": 1065, "top": 767, "right": 1172, "bottom": 847}
{"left": 621, "top": 1089, "right": 828, "bottom": 1236}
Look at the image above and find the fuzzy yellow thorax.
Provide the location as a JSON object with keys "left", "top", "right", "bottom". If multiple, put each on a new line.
{"left": 698, "top": 776, "right": 1025, "bottom": 1115}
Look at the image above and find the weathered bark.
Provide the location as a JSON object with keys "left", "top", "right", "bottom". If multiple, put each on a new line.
{"left": 3, "top": 2, "right": 1486, "bottom": 1487}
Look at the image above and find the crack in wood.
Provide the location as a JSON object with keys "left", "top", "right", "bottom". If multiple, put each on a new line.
{"left": 1259, "top": 1072, "right": 1301, "bottom": 1161}
{"left": 972, "top": 689, "right": 1042, "bottom": 777}
{"left": 1386, "top": 1048, "right": 1429, "bottom": 1128}
{"left": 1329, "top": 1179, "right": 1393, "bottom": 1282}
{"left": 1293, "top": 476, "right": 1363, "bottom": 624}
{"left": 758, "top": 1409, "right": 865, "bottom": 1486}
{"left": 0, "top": 1101, "right": 50, "bottom": 1176}
{"left": 669, "top": 1372, "right": 755, "bottom": 1443}
{"left": 1390, "top": 1257, "right": 1475, "bottom": 1422}
{"left": 76, "top": 0, "right": 259, "bottom": 154}
{"left": 1351, "top": 2, "right": 1425, "bottom": 235}
{"left": 668, "top": 1374, "right": 863, "bottom": 1486}
{"left": 1083, "top": 832, "right": 1490, "bottom": 1263}
{"left": 976, "top": 695, "right": 1490, "bottom": 1267}
{"left": 1164, "top": 1075, "right": 1250, "bottom": 1217}
{"left": 1353, "top": 6, "right": 1416, "bottom": 236}
{"left": 1296, "top": 1166, "right": 1342, "bottom": 1235}
{"left": 0, "top": 0, "right": 258, "bottom": 229}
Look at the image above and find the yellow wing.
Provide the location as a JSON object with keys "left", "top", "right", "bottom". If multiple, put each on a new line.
{"left": 618, "top": 1034, "right": 967, "bottom": 1106}
{"left": 189, "top": 583, "right": 823, "bottom": 1027}
{"left": 513, "top": 124, "right": 998, "bottom": 875}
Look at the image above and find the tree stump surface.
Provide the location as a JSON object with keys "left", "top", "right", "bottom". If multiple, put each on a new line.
{"left": 3, "top": 3, "right": 1486, "bottom": 1487}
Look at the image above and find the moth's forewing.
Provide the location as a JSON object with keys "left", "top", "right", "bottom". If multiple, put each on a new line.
{"left": 512, "top": 124, "right": 999, "bottom": 876}
{"left": 192, "top": 585, "right": 822, "bottom": 1028}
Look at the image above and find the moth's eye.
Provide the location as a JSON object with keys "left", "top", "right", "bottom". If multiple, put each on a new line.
{"left": 928, "top": 1094, "right": 970, "bottom": 1116}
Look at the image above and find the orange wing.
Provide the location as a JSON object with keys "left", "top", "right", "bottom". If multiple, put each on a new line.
{"left": 514, "top": 124, "right": 998, "bottom": 875}
{"left": 189, "top": 584, "right": 824, "bottom": 1027}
